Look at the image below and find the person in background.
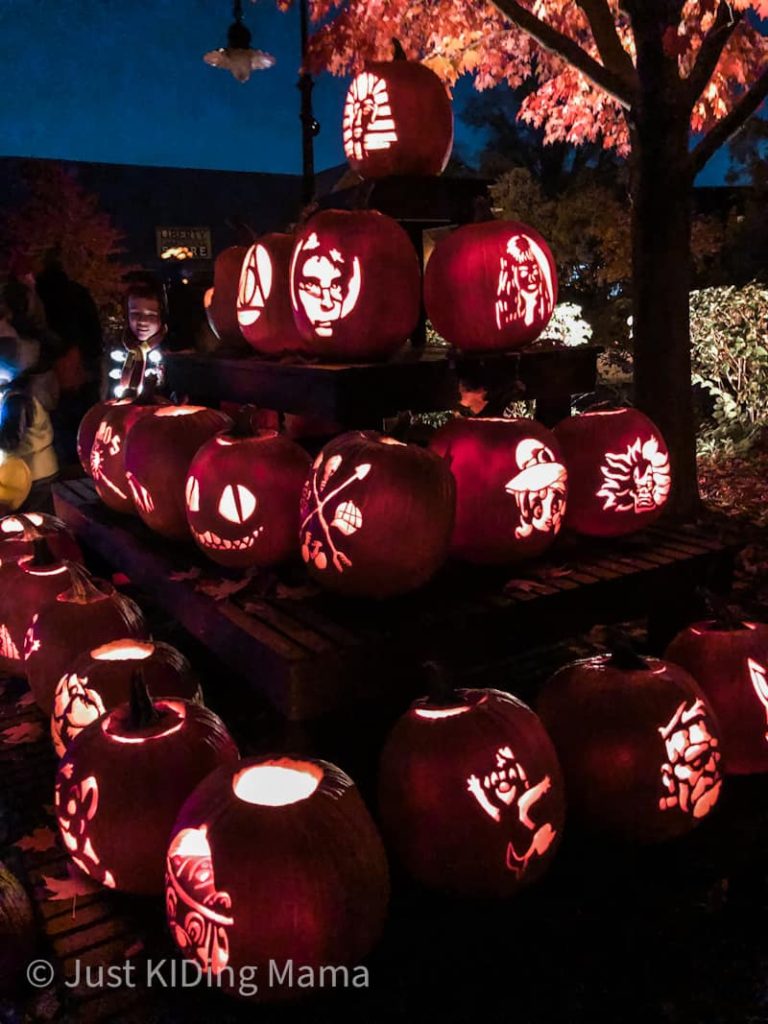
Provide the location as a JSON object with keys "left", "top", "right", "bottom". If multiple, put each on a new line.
{"left": 109, "top": 274, "right": 168, "bottom": 396}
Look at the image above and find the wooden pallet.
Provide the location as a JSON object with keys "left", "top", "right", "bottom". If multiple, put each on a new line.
{"left": 53, "top": 478, "right": 742, "bottom": 723}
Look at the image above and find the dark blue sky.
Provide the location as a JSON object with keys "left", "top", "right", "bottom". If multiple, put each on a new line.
{"left": 0, "top": 0, "right": 738, "bottom": 183}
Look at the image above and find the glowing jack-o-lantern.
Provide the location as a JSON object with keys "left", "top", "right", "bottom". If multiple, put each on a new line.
{"left": 77, "top": 398, "right": 130, "bottom": 476}
{"left": 166, "top": 755, "right": 389, "bottom": 1000}
{"left": 378, "top": 681, "right": 564, "bottom": 897}
{"left": 55, "top": 674, "right": 238, "bottom": 894}
{"left": 554, "top": 408, "right": 671, "bottom": 537}
{"left": 186, "top": 417, "right": 310, "bottom": 568}
{"left": 0, "top": 513, "right": 82, "bottom": 566}
{"left": 537, "top": 645, "right": 723, "bottom": 842}
{"left": 206, "top": 246, "right": 250, "bottom": 349}
{"left": 91, "top": 395, "right": 169, "bottom": 515}
{"left": 25, "top": 564, "right": 148, "bottom": 716}
{"left": 342, "top": 59, "right": 453, "bottom": 179}
{"left": 235, "top": 235, "right": 311, "bottom": 357}
{"left": 124, "top": 405, "right": 232, "bottom": 540}
{"left": 51, "top": 639, "right": 202, "bottom": 756}
{"left": 290, "top": 210, "right": 421, "bottom": 362}
{"left": 666, "top": 617, "right": 768, "bottom": 775}
{"left": 0, "top": 453, "right": 32, "bottom": 514}
{"left": 429, "top": 417, "right": 568, "bottom": 564}
{"left": 299, "top": 431, "right": 455, "bottom": 598}
{"left": 424, "top": 220, "right": 557, "bottom": 353}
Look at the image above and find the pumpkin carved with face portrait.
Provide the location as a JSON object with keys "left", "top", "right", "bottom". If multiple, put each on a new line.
{"left": 290, "top": 210, "right": 421, "bottom": 362}
{"left": 429, "top": 417, "right": 568, "bottom": 564}
{"left": 424, "top": 220, "right": 557, "bottom": 352}
{"left": 300, "top": 431, "right": 455, "bottom": 598}
{"left": 236, "top": 235, "right": 311, "bottom": 357}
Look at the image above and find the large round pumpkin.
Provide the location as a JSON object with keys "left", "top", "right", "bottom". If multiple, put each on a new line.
{"left": 379, "top": 685, "right": 564, "bottom": 897}
{"left": 124, "top": 405, "right": 232, "bottom": 540}
{"left": 537, "top": 648, "right": 723, "bottom": 842}
{"left": 342, "top": 59, "right": 453, "bottom": 178}
{"left": 424, "top": 220, "right": 557, "bottom": 353}
{"left": 186, "top": 418, "right": 310, "bottom": 569}
{"left": 236, "top": 235, "right": 311, "bottom": 357}
{"left": 91, "top": 395, "right": 169, "bottom": 515}
{"left": 77, "top": 398, "right": 129, "bottom": 476}
{"left": 207, "top": 246, "right": 250, "bottom": 348}
{"left": 300, "top": 431, "right": 455, "bottom": 598}
{"left": 25, "top": 567, "right": 148, "bottom": 715}
{"left": 51, "top": 639, "right": 202, "bottom": 756}
{"left": 166, "top": 755, "right": 389, "bottom": 1000}
{"left": 666, "top": 618, "right": 768, "bottom": 775}
{"left": 554, "top": 408, "right": 671, "bottom": 537}
{"left": 55, "top": 677, "right": 238, "bottom": 894}
{"left": 0, "top": 454, "right": 31, "bottom": 514}
{"left": 0, "top": 513, "right": 82, "bottom": 565}
{"left": 290, "top": 210, "right": 421, "bottom": 362}
{"left": 429, "top": 416, "right": 568, "bottom": 564}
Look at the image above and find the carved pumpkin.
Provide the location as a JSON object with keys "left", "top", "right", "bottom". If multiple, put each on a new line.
{"left": 0, "top": 539, "right": 73, "bottom": 677}
{"left": 0, "top": 453, "right": 31, "bottom": 514}
{"left": 300, "top": 431, "right": 455, "bottom": 598}
{"left": 554, "top": 408, "right": 671, "bottom": 537}
{"left": 236, "top": 235, "right": 312, "bottom": 357}
{"left": 91, "top": 394, "right": 170, "bottom": 515}
{"left": 51, "top": 639, "right": 202, "bottom": 756}
{"left": 186, "top": 415, "right": 310, "bottom": 568}
{"left": 124, "top": 405, "right": 232, "bottom": 540}
{"left": 166, "top": 754, "right": 389, "bottom": 1000}
{"left": 25, "top": 565, "right": 148, "bottom": 716}
{"left": 537, "top": 645, "right": 723, "bottom": 842}
{"left": 290, "top": 210, "right": 421, "bottom": 362}
{"left": 55, "top": 674, "right": 238, "bottom": 894}
{"left": 0, "top": 513, "right": 82, "bottom": 565}
{"left": 424, "top": 220, "right": 558, "bottom": 352}
{"left": 0, "top": 861, "right": 35, "bottom": 990}
{"left": 666, "top": 615, "right": 768, "bottom": 776}
{"left": 342, "top": 59, "right": 453, "bottom": 179}
{"left": 77, "top": 398, "right": 128, "bottom": 476}
{"left": 378, "top": 677, "right": 564, "bottom": 897}
{"left": 207, "top": 246, "right": 250, "bottom": 348}
{"left": 429, "top": 417, "right": 568, "bottom": 564}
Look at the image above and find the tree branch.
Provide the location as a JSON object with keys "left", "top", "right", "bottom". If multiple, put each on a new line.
{"left": 691, "top": 66, "right": 768, "bottom": 175}
{"left": 576, "top": 0, "right": 637, "bottom": 88}
{"left": 490, "top": 0, "right": 634, "bottom": 108}
{"left": 685, "top": 2, "right": 743, "bottom": 111}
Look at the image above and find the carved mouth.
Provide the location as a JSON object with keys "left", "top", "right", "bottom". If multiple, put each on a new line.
{"left": 192, "top": 526, "right": 263, "bottom": 551}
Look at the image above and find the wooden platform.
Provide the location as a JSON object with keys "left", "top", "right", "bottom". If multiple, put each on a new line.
{"left": 163, "top": 344, "right": 601, "bottom": 428}
{"left": 54, "top": 478, "right": 742, "bottom": 723}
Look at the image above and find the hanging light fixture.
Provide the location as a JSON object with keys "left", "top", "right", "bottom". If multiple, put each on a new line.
{"left": 203, "top": 0, "right": 275, "bottom": 84}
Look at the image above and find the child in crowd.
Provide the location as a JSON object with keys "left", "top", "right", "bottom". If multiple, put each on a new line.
{"left": 110, "top": 275, "right": 168, "bottom": 396}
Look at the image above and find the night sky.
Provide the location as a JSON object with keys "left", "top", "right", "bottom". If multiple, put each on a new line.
{"left": 0, "top": 0, "right": 738, "bottom": 183}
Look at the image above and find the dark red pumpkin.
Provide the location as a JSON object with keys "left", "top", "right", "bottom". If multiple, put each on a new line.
{"left": 91, "top": 394, "right": 170, "bottom": 515}
{"left": 429, "top": 417, "right": 568, "bottom": 564}
{"left": 666, "top": 617, "right": 768, "bottom": 775}
{"left": 186, "top": 417, "right": 310, "bottom": 569}
{"left": 236, "top": 235, "right": 312, "bottom": 356}
{"left": 290, "top": 209, "right": 421, "bottom": 362}
{"left": 554, "top": 408, "right": 671, "bottom": 537}
{"left": 379, "top": 683, "right": 564, "bottom": 897}
{"left": 0, "top": 861, "right": 35, "bottom": 991}
{"left": 166, "top": 754, "right": 389, "bottom": 1000}
{"left": 124, "top": 405, "right": 232, "bottom": 540}
{"left": 207, "top": 246, "right": 250, "bottom": 347}
{"left": 51, "top": 638, "right": 202, "bottom": 756}
{"left": 537, "top": 647, "right": 723, "bottom": 842}
{"left": 77, "top": 398, "right": 129, "bottom": 475}
{"left": 25, "top": 566, "right": 148, "bottom": 715}
{"left": 55, "top": 675, "right": 238, "bottom": 894}
{"left": 300, "top": 431, "right": 455, "bottom": 598}
{"left": 342, "top": 59, "right": 453, "bottom": 178}
{"left": 0, "top": 513, "right": 82, "bottom": 565}
{"left": 0, "top": 540, "right": 74, "bottom": 677}
{"left": 424, "top": 220, "right": 557, "bottom": 352}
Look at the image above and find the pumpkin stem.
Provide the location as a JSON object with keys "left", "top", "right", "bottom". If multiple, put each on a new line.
{"left": 17, "top": 513, "right": 42, "bottom": 541}
{"left": 391, "top": 38, "right": 407, "bottom": 60}
{"left": 132, "top": 378, "right": 160, "bottom": 406}
{"left": 605, "top": 628, "right": 650, "bottom": 670}
{"left": 696, "top": 586, "right": 745, "bottom": 630}
{"left": 128, "top": 667, "right": 161, "bottom": 729}
{"left": 422, "top": 660, "right": 458, "bottom": 707}
{"left": 29, "top": 535, "right": 58, "bottom": 567}
{"left": 59, "top": 562, "right": 105, "bottom": 604}
{"left": 229, "top": 405, "right": 259, "bottom": 438}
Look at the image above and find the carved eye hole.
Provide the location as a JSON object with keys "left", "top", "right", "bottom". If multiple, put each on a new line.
{"left": 186, "top": 476, "right": 200, "bottom": 513}
{"left": 218, "top": 484, "right": 257, "bottom": 524}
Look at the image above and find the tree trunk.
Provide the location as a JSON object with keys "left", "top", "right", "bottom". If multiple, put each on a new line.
{"left": 630, "top": 114, "right": 700, "bottom": 520}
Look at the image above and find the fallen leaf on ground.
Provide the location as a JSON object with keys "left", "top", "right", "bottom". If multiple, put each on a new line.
{"left": 195, "top": 577, "right": 251, "bottom": 601}
{"left": 40, "top": 870, "right": 101, "bottom": 901}
{"left": 1, "top": 721, "right": 45, "bottom": 745}
{"left": 15, "top": 826, "right": 57, "bottom": 852}
{"left": 503, "top": 579, "right": 553, "bottom": 595}
{"left": 169, "top": 568, "right": 201, "bottom": 581}
{"left": 15, "top": 690, "right": 36, "bottom": 709}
